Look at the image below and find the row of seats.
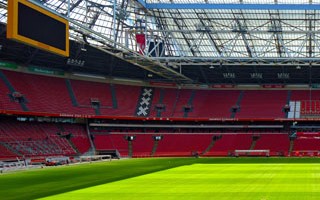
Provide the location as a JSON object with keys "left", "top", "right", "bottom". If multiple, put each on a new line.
{"left": 2, "top": 69, "right": 320, "bottom": 118}
{"left": 300, "top": 100, "right": 320, "bottom": 115}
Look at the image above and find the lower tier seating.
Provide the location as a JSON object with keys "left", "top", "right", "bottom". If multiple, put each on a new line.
{"left": 94, "top": 134, "right": 129, "bottom": 157}
{"left": 0, "top": 144, "right": 17, "bottom": 160}
{"left": 92, "top": 133, "right": 291, "bottom": 157}
{"left": 253, "top": 134, "right": 290, "bottom": 156}
{"left": 206, "top": 134, "right": 253, "bottom": 156}
{"left": 0, "top": 120, "right": 90, "bottom": 160}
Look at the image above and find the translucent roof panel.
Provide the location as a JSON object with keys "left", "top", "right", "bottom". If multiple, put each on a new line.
{"left": 1, "top": 0, "right": 320, "bottom": 61}
{"left": 149, "top": 8, "right": 320, "bottom": 59}
{"left": 146, "top": 0, "right": 320, "bottom": 4}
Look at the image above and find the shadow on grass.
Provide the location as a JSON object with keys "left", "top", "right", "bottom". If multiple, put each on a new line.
{"left": 0, "top": 158, "right": 196, "bottom": 200}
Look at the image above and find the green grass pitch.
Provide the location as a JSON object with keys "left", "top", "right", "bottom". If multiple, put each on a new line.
{"left": 2, "top": 158, "right": 320, "bottom": 200}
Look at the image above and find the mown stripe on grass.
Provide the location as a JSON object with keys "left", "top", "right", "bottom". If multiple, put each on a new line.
{"left": 40, "top": 163, "right": 320, "bottom": 200}
{"left": 2, "top": 157, "right": 320, "bottom": 200}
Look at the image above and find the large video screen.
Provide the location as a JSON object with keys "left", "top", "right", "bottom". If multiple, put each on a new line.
{"left": 7, "top": 0, "right": 69, "bottom": 57}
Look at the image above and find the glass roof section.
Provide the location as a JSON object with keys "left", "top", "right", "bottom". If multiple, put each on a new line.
{"left": 0, "top": 0, "right": 320, "bottom": 65}
{"left": 150, "top": 8, "right": 320, "bottom": 60}
{"left": 146, "top": 0, "right": 320, "bottom": 4}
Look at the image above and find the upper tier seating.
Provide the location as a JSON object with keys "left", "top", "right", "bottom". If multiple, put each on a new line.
{"left": 291, "top": 91, "right": 320, "bottom": 116}
{"left": 188, "top": 90, "right": 240, "bottom": 118}
{"left": 150, "top": 88, "right": 179, "bottom": 117}
{"left": 171, "top": 90, "right": 194, "bottom": 118}
{"left": 236, "top": 90, "right": 287, "bottom": 118}
{"left": 70, "top": 79, "right": 113, "bottom": 108}
{"left": 0, "top": 73, "right": 22, "bottom": 111}
{"left": 3, "top": 70, "right": 82, "bottom": 114}
{"left": 100, "top": 85, "right": 140, "bottom": 116}
{"left": 2, "top": 69, "right": 319, "bottom": 119}
{"left": 149, "top": 88, "right": 162, "bottom": 117}
{"left": 290, "top": 90, "right": 318, "bottom": 101}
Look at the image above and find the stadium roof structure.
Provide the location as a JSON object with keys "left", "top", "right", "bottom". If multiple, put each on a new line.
{"left": 2, "top": 0, "right": 320, "bottom": 84}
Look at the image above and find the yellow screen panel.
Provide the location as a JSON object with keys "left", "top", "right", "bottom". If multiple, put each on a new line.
{"left": 7, "top": 0, "right": 69, "bottom": 57}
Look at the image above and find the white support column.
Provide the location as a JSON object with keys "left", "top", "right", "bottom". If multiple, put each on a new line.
{"left": 85, "top": 119, "right": 96, "bottom": 155}
{"left": 295, "top": 101, "right": 301, "bottom": 118}
{"left": 288, "top": 101, "right": 295, "bottom": 119}
{"left": 67, "top": 0, "right": 70, "bottom": 18}
{"left": 113, "top": 0, "right": 117, "bottom": 48}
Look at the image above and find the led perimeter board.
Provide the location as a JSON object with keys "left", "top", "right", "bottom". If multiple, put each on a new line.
{"left": 7, "top": 0, "right": 69, "bottom": 57}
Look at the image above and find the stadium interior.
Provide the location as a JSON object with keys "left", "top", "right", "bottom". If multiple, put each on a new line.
{"left": 3, "top": 1, "right": 320, "bottom": 200}
{"left": 0, "top": 0, "right": 320, "bottom": 165}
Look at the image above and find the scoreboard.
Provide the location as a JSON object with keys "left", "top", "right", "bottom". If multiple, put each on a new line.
{"left": 7, "top": 0, "right": 69, "bottom": 57}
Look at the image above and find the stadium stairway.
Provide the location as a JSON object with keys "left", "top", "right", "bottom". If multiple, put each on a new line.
{"left": 128, "top": 140, "right": 133, "bottom": 158}
{"left": 81, "top": 147, "right": 96, "bottom": 156}
{"left": 0, "top": 70, "right": 29, "bottom": 111}
{"left": 65, "top": 79, "right": 79, "bottom": 106}
{"left": 183, "top": 90, "right": 196, "bottom": 118}
{"left": 231, "top": 91, "right": 244, "bottom": 118}
{"left": 0, "top": 70, "right": 15, "bottom": 92}
{"left": 250, "top": 135, "right": 260, "bottom": 150}
{"left": 171, "top": 89, "right": 181, "bottom": 117}
{"left": 156, "top": 88, "right": 165, "bottom": 117}
{"left": 289, "top": 139, "right": 295, "bottom": 155}
{"left": 66, "top": 138, "right": 81, "bottom": 155}
{"left": 248, "top": 135, "right": 260, "bottom": 155}
{"left": 110, "top": 84, "right": 118, "bottom": 109}
{"left": 0, "top": 142, "right": 22, "bottom": 157}
{"left": 201, "top": 142, "right": 214, "bottom": 156}
{"left": 151, "top": 88, "right": 178, "bottom": 118}
{"left": 201, "top": 136, "right": 222, "bottom": 155}
{"left": 151, "top": 140, "right": 159, "bottom": 156}
{"left": 56, "top": 123, "right": 65, "bottom": 132}
{"left": 93, "top": 104, "right": 101, "bottom": 115}
{"left": 55, "top": 125, "right": 81, "bottom": 155}
{"left": 285, "top": 91, "right": 292, "bottom": 118}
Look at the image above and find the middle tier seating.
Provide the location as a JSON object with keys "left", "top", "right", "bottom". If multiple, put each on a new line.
{"left": 0, "top": 77, "right": 22, "bottom": 111}
{"left": 3, "top": 69, "right": 320, "bottom": 119}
